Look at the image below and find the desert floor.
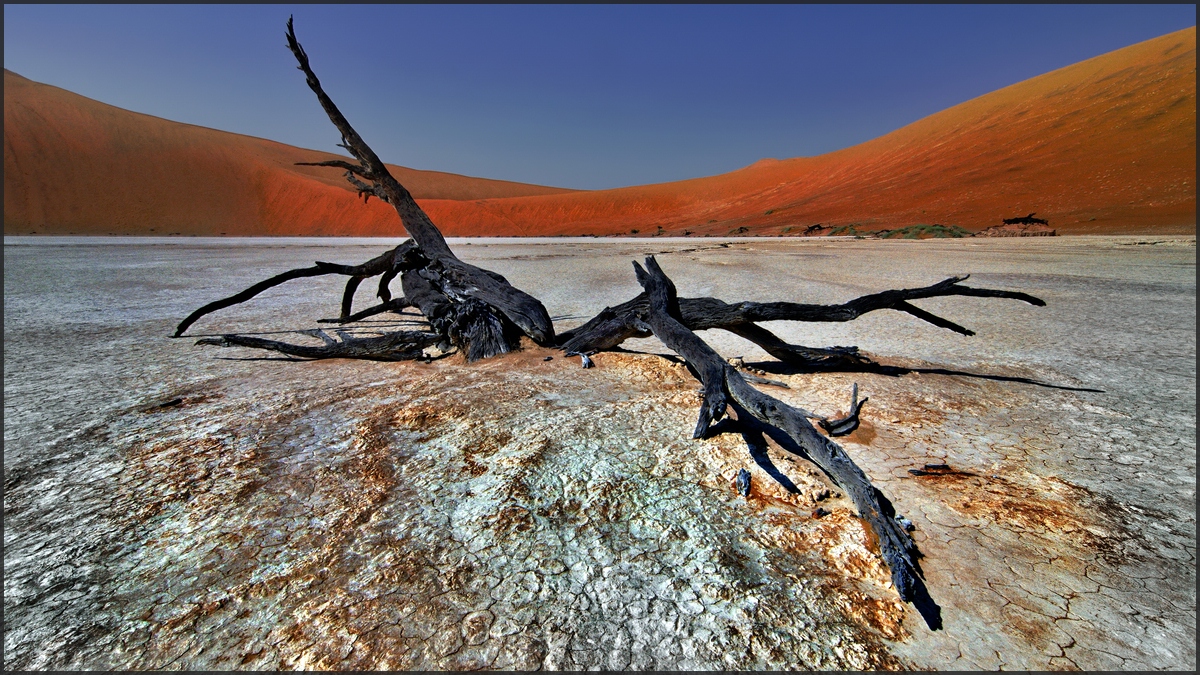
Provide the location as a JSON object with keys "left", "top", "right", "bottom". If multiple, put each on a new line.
{"left": 4, "top": 235, "right": 1195, "bottom": 670}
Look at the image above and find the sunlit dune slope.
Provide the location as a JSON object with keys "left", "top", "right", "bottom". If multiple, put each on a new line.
{"left": 5, "top": 27, "right": 1195, "bottom": 237}
{"left": 420, "top": 27, "right": 1195, "bottom": 236}
{"left": 3, "top": 70, "right": 576, "bottom": 236}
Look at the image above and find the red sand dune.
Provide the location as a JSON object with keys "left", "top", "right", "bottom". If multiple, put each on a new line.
{"left": 3, "top": 72, "right": 576, "bottom": 236}
{"left": 5, "top": 27, "right": 1195, "bottom": 237}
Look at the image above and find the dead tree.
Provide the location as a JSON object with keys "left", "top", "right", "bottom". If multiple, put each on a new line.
{"left": 176, "top": 18, "right": 554, "bottom": 362}
{"left": 174, "top": 18, "right": 1050, "bottom": 625}
{"left": 1003, "top": 212, "right": 1050, "bottom": 226}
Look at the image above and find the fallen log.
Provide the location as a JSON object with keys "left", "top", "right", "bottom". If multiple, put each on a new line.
{"left": 558, "top": 274, "right": 1045, "bottom": 370}
{"left": 631, "top": 255, "right": 927, "bottom": 608}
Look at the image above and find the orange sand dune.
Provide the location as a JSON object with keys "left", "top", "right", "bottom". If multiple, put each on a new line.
{"left": 3, "top": 71, "right": 576, "bottom": 236}
{"left": 5, "top": 28, "right": 1195, "bottom": 237}
{"left": 420, "top": 27, "right": 1195, "bottom": 237}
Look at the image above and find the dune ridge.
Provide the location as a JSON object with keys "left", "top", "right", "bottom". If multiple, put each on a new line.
{"left": 417, "top": 27, "right": 1195, "bottom": 236}
{"left": 4, "top": 27, "right": 1195, "bottom": 236}
{"left": 3, "top": 71, "right": 577, "bottom": 236}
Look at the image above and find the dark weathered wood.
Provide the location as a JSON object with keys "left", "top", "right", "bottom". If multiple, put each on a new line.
{"left": 196, "top": 329, "right": 439, "bottom": 361}
{"left": 173, "top": 242, "right": 414, "bottom": 337}
{"left": 171, "top": 20, "right": 1069, "bottom": 627}
{"left": 557, "top": 302, "right": 647, "bottom": 355}
{"left": 175, "top": 265, "right": 341, "bottom": 338}
{"left": 195, "top": 21, "right": 1047, "bottom": 362}
{"left": 283, "top": 17, "right": 554, "bottom": 350}
{"left": 180, "top": 19, "right": 556, "bottom": 358}
{"left": 285, "top": 17, "right": 451, "bottom": 261}
{"left": 559, "top": 275, "right": 1045, "bottom": 368}
{"left": 722, "top": 323, "right": 873, "bottom": 372}
{"left": 818, "top": 383, "right": 868, "bottom": 436}
{"left": 318, "top": 298, "right": 412, "bottom": 324}
{"left": 631, "top": 260, "right": 729, "bottom": 438}
{"left": 377, "top": 267, "right": 400, "bottom": 303}
{"left": 339, "top": 275, "right": 367, "bottom": 320}
{"left": 632, "top": 255, "right": 926, "bottom": 606}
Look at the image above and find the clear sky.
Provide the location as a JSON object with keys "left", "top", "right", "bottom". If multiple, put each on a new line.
{"left": 4, "top": 4, "right": 1195, "bottom": 190}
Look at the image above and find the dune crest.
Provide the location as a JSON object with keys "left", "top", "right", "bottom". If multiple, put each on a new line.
{"left": 3, "top": 71, "right": 576, "bottom": 236}
{"left": 5, "top": 27, "right": 1195, "bottom": 236}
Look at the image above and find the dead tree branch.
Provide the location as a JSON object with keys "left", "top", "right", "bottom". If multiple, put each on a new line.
{"left": 283, "top": 17, "right": 553, "bottom": 353}
{"left": 174, "top": 241, "right": 415, "bottom": 336}
{"left": 632, "top": 255, "right": 925, "bottom": 606}
{"left": 196, "top": 328, "right": 439, "bottom": 361}
{"left": 558, "top": 275, "right": 1045, "bottom": 369}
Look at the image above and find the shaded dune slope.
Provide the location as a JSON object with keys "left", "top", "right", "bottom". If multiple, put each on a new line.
{"left": 4, "top": 28, "right": 1195, "bottom": 236}
{"left": 3, "top": 71, "right": 576, "bottom": 236}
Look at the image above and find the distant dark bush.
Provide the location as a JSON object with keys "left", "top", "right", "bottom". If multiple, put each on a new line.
{"left": 827, "top": 224, "right": 868, "bottom": 237}
{"left": 879, "top": 224, "right": 971, "bottom": 239}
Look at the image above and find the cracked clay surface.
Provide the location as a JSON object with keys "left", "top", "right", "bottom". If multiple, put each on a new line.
{"left": 4, "top": 235, "right": 1195, "bottom": 669}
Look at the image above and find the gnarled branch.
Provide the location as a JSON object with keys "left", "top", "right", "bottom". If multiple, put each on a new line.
{"left": 559, "top": 275, "right": 1045, "bottom": 370}
{"left": 174, "top": 241, "right": 416, "bottom": 337}
{"left": 632, "top": 255, "right": 928, "bottom": 610}
{"left": 282, "top": 16, "right": 554, "bottom": 350}
{"left": 196, "top": 328, "right": 440, "bottom": 361}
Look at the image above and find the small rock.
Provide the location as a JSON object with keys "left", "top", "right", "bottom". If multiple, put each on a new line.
{"left": 727, "top": 356, "right": 745, "bottom": 368}
{"left": 894, "top": 515, "right": 914, "bottom": 532}
{"left": 422, "top": 344, "right": 454, "bottom": 359}
{"left": 543, "top": 356, "right": 554, "bottom": 362}
{"left": 735, "top": 469, "right": 751, "bottom": 497}
{"left": 812, "top": 507, "right": 831, "bottom": 519}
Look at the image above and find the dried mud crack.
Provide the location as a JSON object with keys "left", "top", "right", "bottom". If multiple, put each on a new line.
{"left": 6, "top": 351, "right": 921, "bottom": 670}
{"left": 4, "top": 234, "right": 1195, "bottom": 670}
{"left": 3, "top": 16, "right": 1193, "bottom": 669}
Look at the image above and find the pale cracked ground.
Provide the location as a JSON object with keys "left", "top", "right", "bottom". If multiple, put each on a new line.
{"left": 3, "top": 235, "right": 1195, "bottom": 670}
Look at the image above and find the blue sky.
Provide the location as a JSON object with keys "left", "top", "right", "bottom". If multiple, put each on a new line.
{"left": 4, "top": 4, "right": 1195, "bottom": 190}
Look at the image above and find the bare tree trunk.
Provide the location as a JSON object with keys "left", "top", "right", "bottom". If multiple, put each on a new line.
{"left": 174, "top": 18, "right": 552, "bottom": 362}
{"left": 282, "top": 18, "right": 552, "bottom": 357}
